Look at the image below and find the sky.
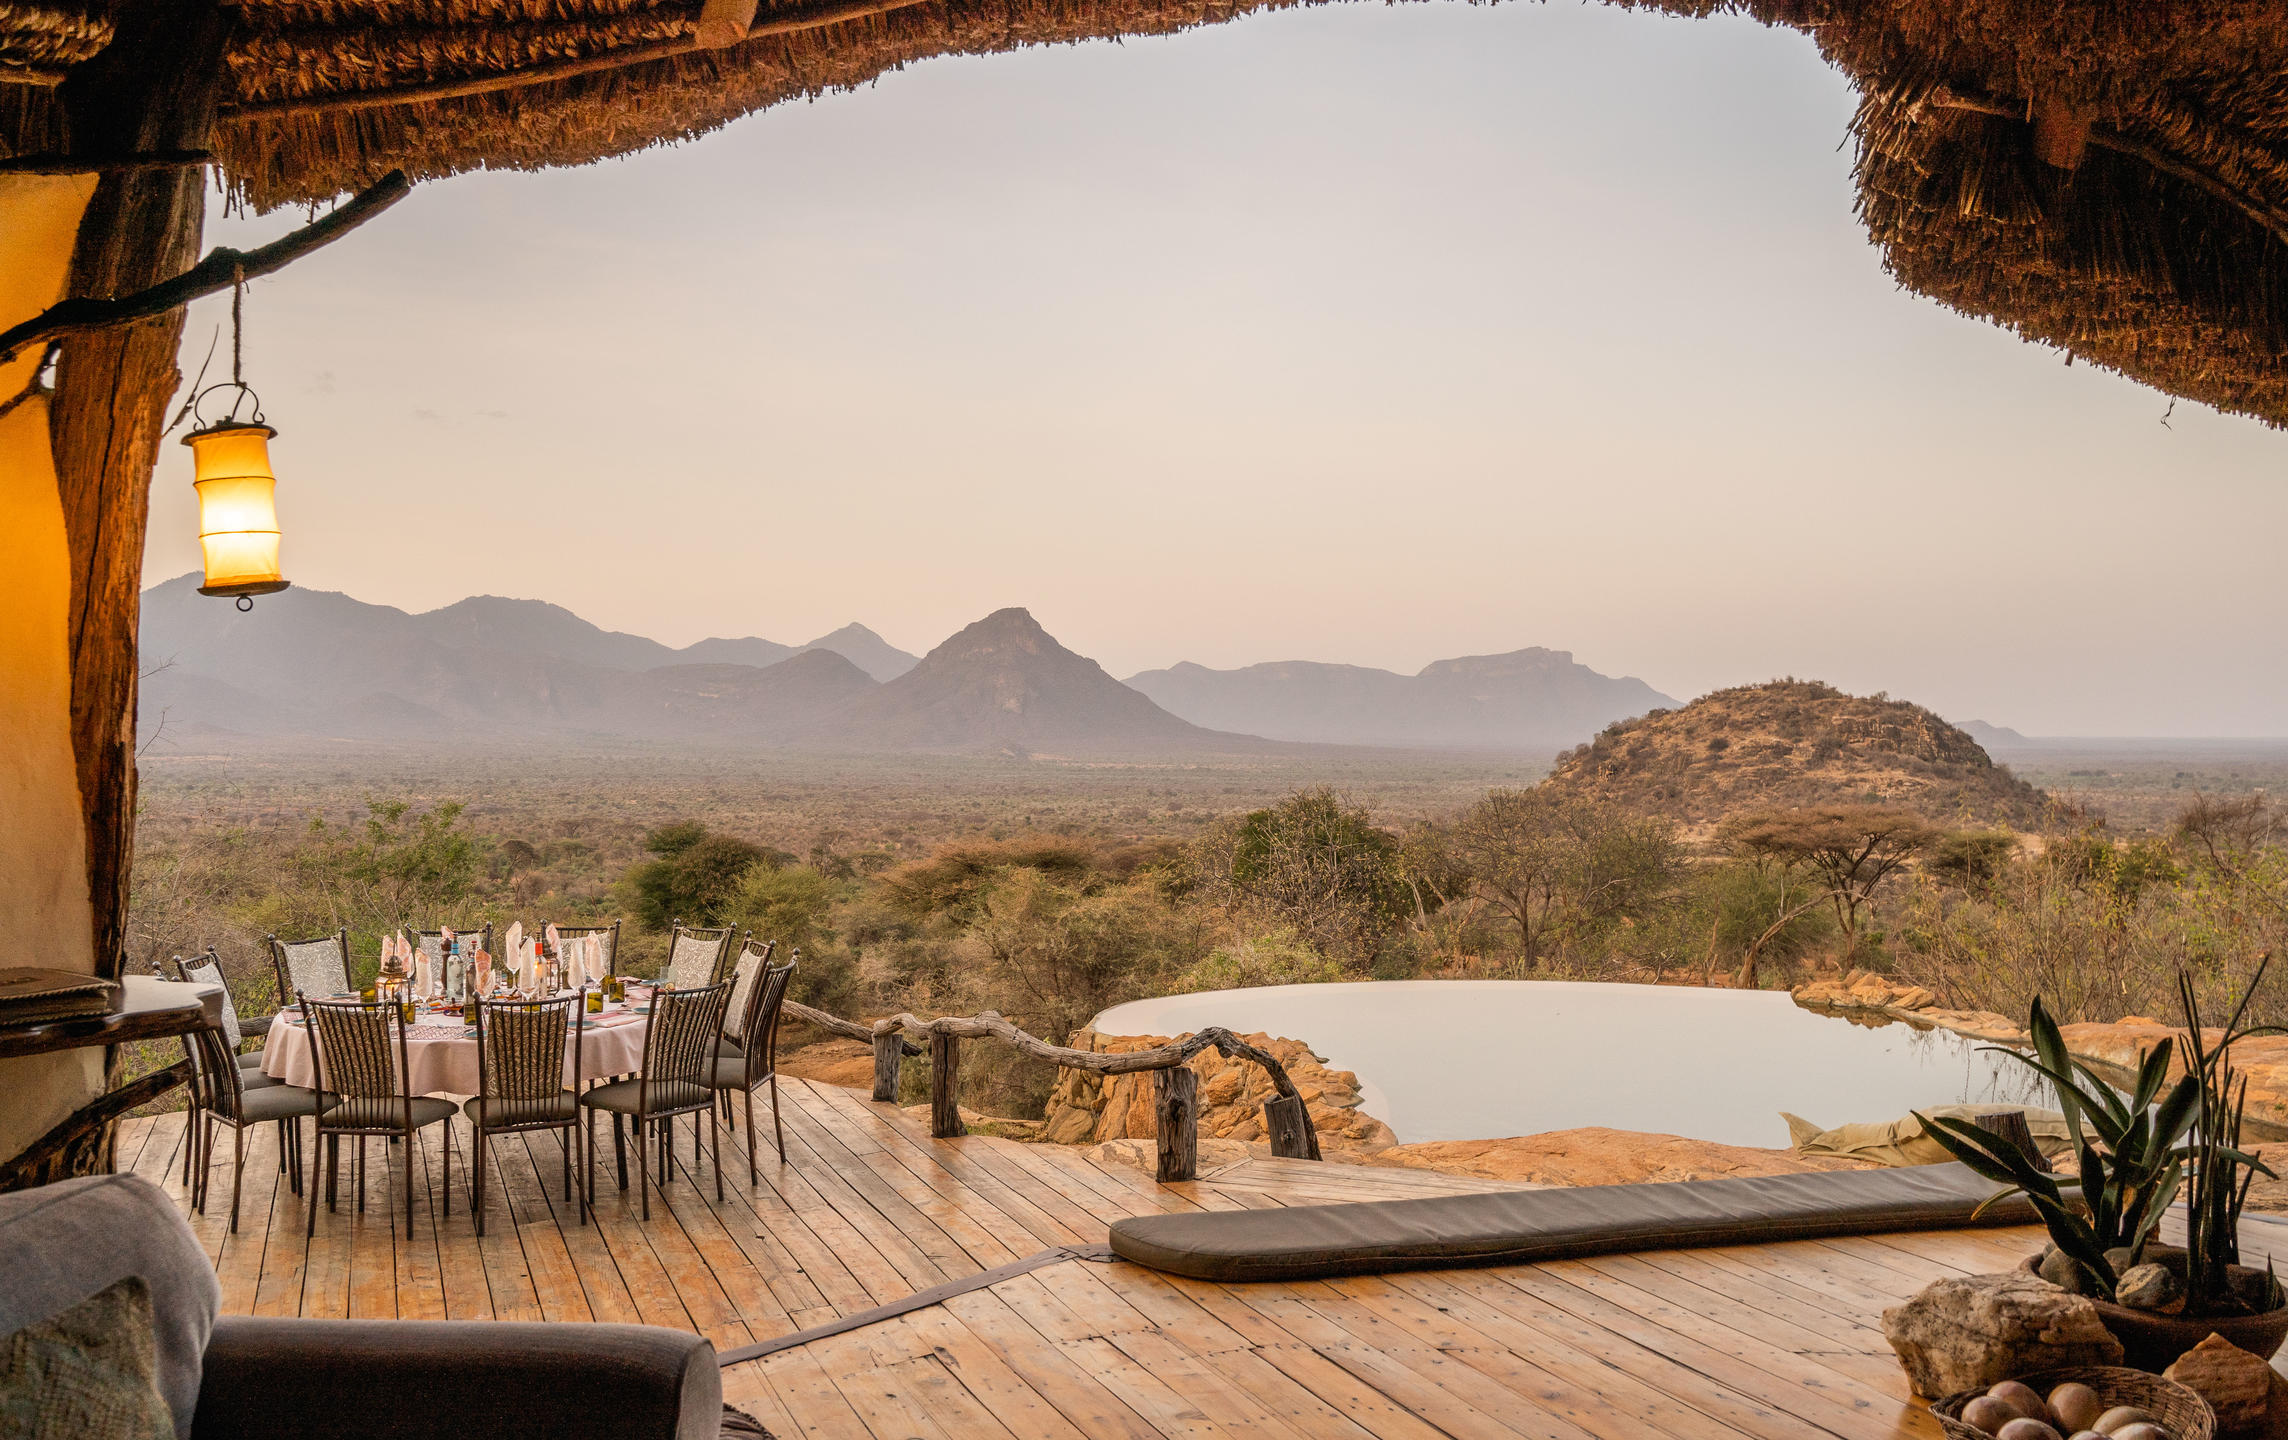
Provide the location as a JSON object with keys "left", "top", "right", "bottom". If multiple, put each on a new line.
{"left": 148, "top": 0, "right": 2288, "bottom": 737}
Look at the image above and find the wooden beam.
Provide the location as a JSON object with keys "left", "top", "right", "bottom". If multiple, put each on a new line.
{"left": 695, "top": 0, "right": 762, "bottom": 48}
{"left": 870, "top": 1028, "right": 902, "bottom": 1103}
{"left": 0, "top": 170, "right": 412, "bottom": 364}
{"left": 221, "top": 0, "right": 936, "bottom": 121}
{"left": 0, "top": 151, "right": 210, "bottom": 176}
{"left": 50, "top": 0, "right": 234, "bottom": 1002}
{"left": 928, "top": 1030, "right": 964, "bottom": 1139}
{"left": 0, "top": 62, "right": 66, "bottom": 87}
{"left": 1154, "top": 1066, "right": 1197, "bottom": 1183}
{"left": 0, "top": 1060, "right": 192, "bottom": 1191}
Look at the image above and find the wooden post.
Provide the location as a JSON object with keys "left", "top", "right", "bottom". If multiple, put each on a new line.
{"left": 1154, "top": 1066, "right": 1198, "bottom": 1183}
{"left": 1263, "top": 1095, "right": 1321, "bottom": 1161}
{"left": 871, "top": 1029, "right": 902, "bottom": 1103}
{"left": 51, "top": 0, "right": 232, "bottom": 987}
{"left": 1973, "top": 1110, "right": 2044, "bottom": 1172}
{"left": 928, "top": 1030, "right": 964, "bottom": 1138}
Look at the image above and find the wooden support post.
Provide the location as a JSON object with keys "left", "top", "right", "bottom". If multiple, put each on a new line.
{"left": 1154, "top": 1066, "right": 1198, "bottom": 1184}
{"left": 1973, "top": 1110, "right": 2044, "bottom": 1172}
{"left": 871, "top": 1029, "right": 902, "bottom": 1103}
{"left": 928, "top": 1030, "right": 964, "bottom": 1139}
{"left": 1263, "top": 1094, "right": 1321, "bottom": 1161}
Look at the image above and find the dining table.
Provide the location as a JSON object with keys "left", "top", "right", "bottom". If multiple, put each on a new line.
{"left": 260, "top": 993, "right": 652, "bottom": 1095}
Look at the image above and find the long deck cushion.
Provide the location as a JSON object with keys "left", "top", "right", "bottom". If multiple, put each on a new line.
{"left": 1108, "top": 1161, "right": 2049, "bottom": 1283}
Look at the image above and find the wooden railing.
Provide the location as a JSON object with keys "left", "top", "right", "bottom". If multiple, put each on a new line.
{"left": 782, "top": 999, "right": 1322, "bottom": 1181}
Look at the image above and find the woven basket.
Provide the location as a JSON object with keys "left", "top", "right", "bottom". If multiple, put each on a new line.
{"left": 1931, "top": 1366, "right": 2214, "bottom": 1440}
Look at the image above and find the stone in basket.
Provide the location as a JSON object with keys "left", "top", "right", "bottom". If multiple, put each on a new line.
{"left": 1932, "top": 1367, "right": 2213, "bottom": 1440}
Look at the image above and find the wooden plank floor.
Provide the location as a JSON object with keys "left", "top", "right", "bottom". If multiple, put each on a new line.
{"left": 125, "top": 1078, "right": 2037, "bottom": 1438}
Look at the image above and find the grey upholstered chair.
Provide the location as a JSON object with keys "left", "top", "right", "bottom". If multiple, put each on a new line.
{"left": 579, "top": 980, "right": 730, "bottom": 1219}
{"left": 267, "top": 928, "right": 352, "bottom": 1003}
{"left": 0, "top": 1173, "right": 724, "bottom": 1440}
{"left": 713, "top": 938, "right": 773, "bottom": 1060}
{"left": 183, "top": 1024, "right": 328, "bottom": 1234}
{"left": 302, "top": 995, "right": 457, "bottom": 1239}
{"left": 169, "top": 950, "right": 281, "bottom": 1193}
{"left": 546, "top": 919, "right": 622, "bottom": 976}
{"left": 713, "top": 952, "right": 794, "bottom": 1182}
{"left": 662, "top": 921, "right": 735, "bottom": 989}
{"left": 465, "top": 993, "right": 584, "bottom": 1235}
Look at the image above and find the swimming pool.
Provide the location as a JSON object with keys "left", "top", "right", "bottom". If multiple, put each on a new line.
{"left": 1093, "top": 980, "right": 2043, "bottom": 1150}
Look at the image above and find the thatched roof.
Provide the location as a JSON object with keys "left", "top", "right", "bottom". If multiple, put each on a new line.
{"left": 7, "top": 0, "right": 2288, "bottom": 423}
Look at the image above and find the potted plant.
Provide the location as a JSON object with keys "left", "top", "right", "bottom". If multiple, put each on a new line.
{"left": 1919, "top": 958, "right": 2288, "bottom": 1371}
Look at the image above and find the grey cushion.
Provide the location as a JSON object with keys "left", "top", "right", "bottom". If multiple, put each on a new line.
{"left": 0, "top": 1174, "right": 218, "bottom": 1439}
{"left": 193, "top": 1317, "right": 720, "bottom": 1440}
{"left": 1107, "top": 1161, "right": 2051, "bottom": 1284}
{"left": 235, "top": 1086, "right": 330, "bottom": 1124}
{"left": 235, "top": 1052, "right": 265, "bottom": 1071}
{"left": 463, "top": 1094, "right": 578, "bottom": 1128}
{"left": 578, "top": 1078, "right": 712, "bottom": 1116}
{"left": 715, "top": 1038, "right": 743, "bottom": 1058}
{"left": 319, "top": 1095, "right": 457, "bottom": 1131}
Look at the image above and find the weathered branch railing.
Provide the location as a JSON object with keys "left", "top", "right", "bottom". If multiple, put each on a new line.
{"left": 781, "top": 999, "right": 1321, "bottom": 1181}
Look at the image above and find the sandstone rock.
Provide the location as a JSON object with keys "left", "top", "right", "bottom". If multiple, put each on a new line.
{"left": 1043, "top": 1027, "right": 1396, "bottom": 1157}
{"left": 2163, "top": 1333, "right": 2274, "bottom": 1436}
{"left": 776, "top": 1037, "right": 882, "bottom": 1090}
{"left": 1364, "top": 1127, "right": 1873, "bottom": 1187}
{"left": 2263, "top": 1366, "right": 2288, "bottom": 1440}
{"left": 1881, "top": 1273, "right": 2124, "bottom": 1399}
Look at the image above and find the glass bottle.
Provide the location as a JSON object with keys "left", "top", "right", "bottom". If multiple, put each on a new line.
{"left": 444, "top": 938, "right": 464, "bottom": 1005}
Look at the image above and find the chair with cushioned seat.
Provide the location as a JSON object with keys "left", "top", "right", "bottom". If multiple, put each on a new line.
{"left": 167, "top": 950, "right": 279, "bottom": 1190}
{"left": 663, "top": 921, "right": 736, "bottom": 989}
{"left": 580, "top": 980, "right": 730, "bottom": 1219}
{"left": 302, "top": 995, "right": 457, "bottom": 1238}
{"left": 713, "top": 950, "right": 793, "bottom": 1181}
{"left": 183, "top": 1023, "right": 328, "bottom": 1234}
{"left": 267, "top": 928, "right": 353, "bottom": 1005}
{"left": 714, "top": 938, "right": 773, "bottom": 1060}
{"left": 466, "top": 993, "right": 584, "bottom": 1234}
{"left": 546, "top": 919, "right": 622, "bottom": 976}
{"left": 414, "top": 923, "right": 495, "bottom": 979}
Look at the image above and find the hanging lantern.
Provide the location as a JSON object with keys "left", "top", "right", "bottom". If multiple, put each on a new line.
{"left": 185, "top": 418, "right": 289, "bottom": 606}
{"left": 182, "top": 270, "right": 290, "bottom": 610}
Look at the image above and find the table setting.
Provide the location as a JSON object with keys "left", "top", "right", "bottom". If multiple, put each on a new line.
{"left": 260, "top": 921, "right": 654, "bottom": 1095}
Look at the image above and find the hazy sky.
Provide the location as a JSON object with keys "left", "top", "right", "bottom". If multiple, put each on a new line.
{"left": 149, "top": 1, "right": 2288, "bottom": 736}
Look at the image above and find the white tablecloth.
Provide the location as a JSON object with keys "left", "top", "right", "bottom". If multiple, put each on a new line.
{"left": 261, "top": 1001, "right": 649, "bottom": 1095}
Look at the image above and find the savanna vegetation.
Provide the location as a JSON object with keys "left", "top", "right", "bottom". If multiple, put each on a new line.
{"left": 127, "top": 745, "right": 2288, "bottom": 1118}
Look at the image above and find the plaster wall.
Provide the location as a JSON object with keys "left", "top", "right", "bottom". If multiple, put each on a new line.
{"left": 0, "top": 174, "right": 105, "bottom": 1163}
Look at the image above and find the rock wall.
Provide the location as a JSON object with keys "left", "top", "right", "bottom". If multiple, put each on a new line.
{"left": 1042, "top": 1027, "right": 1397, "bottom": 1156}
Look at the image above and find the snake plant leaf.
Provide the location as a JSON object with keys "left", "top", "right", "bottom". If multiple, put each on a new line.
{"left": 2130, "top": 1035, "right": 2176, "bottom": 1115}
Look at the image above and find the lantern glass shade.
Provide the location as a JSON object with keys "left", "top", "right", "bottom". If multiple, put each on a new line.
{"left": 185, "top": 422, "right": 290, "bottom": 598}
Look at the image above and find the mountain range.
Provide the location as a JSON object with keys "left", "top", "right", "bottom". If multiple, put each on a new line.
{"left": 137, "top": 576, "right": 1667, "bottom": 755}
{"left": 1126, "top": 652, "right": 1675, "bottom": 753}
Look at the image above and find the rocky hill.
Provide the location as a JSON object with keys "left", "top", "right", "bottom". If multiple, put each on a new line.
{"left": 1538, "top": 680, "right": 2047, "bottom": 826}
{"left": 1124, "top": 648, "right": 1673, "bottom": 753}
{"left": 803, "top": 608, "right": 1249, "bottom": 755}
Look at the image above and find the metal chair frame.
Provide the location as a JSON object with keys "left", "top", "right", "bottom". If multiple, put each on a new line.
{"left": 716, "top": 952, "right": 795, "bottom": 1184}
{"left": 302, "top": 994, "right": 454, "bottom": 1239}
{"left": 579, "top": 980, "right": 730, "bottom": 1220}
{"left": 182, "top": 1023, "right": 321, "bottom": 1234}
{"left": 170, "top": 950, "right": 288, "bottom": 1194}
{"left": 663, "top": 920, "right": 737, "bottom": 989}
{"left": 468, "top": 993, "right": 585, "bottom": 1234}
{"left": 267, "top": 928, "right": 352, "bottom": 1005}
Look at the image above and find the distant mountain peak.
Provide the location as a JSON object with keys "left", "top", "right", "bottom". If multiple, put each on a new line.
{"left": 1124, "top": 646, "right": 1675, "bottom": 753}
{"left": 800, "top": 622, "right": 920, "bottom": 682}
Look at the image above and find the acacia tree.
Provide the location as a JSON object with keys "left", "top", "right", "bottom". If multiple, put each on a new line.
{"left": 1198, "top": 787, "right": 1408, "bottom": 969}
{"left": 1718, "top": 804, "right": 1937, "bottom": 964}
{"left": 1446, "top": 790, "right": 1678, "bottom": 970}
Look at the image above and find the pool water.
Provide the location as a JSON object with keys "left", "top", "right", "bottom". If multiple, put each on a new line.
{"left": 1093, "top": 980, "right": 2045, "bottom": 1150}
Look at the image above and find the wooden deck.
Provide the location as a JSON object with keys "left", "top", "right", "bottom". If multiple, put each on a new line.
{"left": 122, "top": 1077, "right": 2056, "bottom": 1439}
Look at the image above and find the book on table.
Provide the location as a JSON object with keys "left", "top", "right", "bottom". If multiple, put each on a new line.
{"left": 0, "top": 968, "right": 122, "bottom": 1025}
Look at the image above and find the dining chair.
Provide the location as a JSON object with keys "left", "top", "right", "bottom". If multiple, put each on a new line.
{"left": 302, "top": 995, "right": 457, "bottom": 1239}
{"left": 169, "top": 950, "right": 280, "bottom": 1192}
{"left": 713, "top": 954, "right": 795, "bottom": 1183}
{"left": 268, "top": 928, "right": 352, "bottom": 1004}
{"left": 714, "top": 939, "right": 773, "bottom": 1060}
{"left": 662, "top": 921, "right": 736, "bottom": 989}
{"left": 184, "top": 1022, "right": 328, "bottom": 1234}
{"left": 465, "top": 993, "right": 585, "bottom": 1235}
{"left": 546, "top": 920, "right": 622, "bottom": 977}
{"left": 578, "top": 980, "right": 730, "bottom": 1219}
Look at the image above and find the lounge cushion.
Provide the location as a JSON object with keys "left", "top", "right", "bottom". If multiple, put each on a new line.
{"left": 579, "top": 1078, "right": 712, "bottom": 1116}
{"left": 0, "top": 1175, "right": 218, "bottom": 1439}
{"left": 319, "top": 1095, "right": 456, "bottom": 1131}
{"left": 462, "top": 1094, "right": 578, "bottom": 1128}
{"left": 1108, "top": 1161, "right": 2049, "bottom": 1284}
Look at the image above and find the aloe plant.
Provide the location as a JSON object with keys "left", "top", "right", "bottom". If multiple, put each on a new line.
{"left": 1918, "top": 959, "right": 2283, "bottom": 1314}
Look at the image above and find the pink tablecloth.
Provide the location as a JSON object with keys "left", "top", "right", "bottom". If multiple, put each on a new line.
{"left": 261, "top": 1002, "right": 649, "bottom": 1095}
